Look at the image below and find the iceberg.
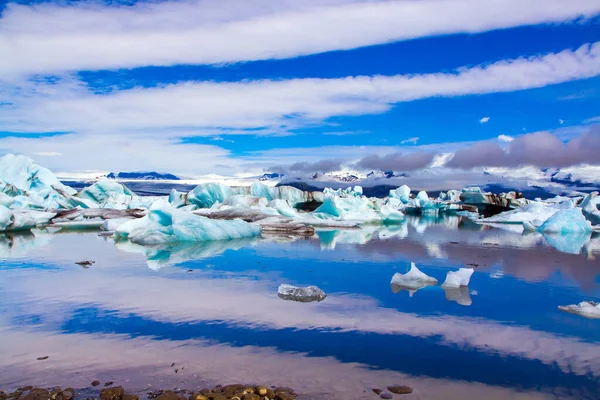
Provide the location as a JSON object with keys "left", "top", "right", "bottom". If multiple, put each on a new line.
{"left": 558, "top": 301, "right": 600, "bottom": 319}
{"left": 441, "top": 268, "right": 474, "bottom": 288}
{"left": 114, "top": 200, "right": 261, "bottom": 244}
{"left": 537, "top": 208, "right": 592, "bottom": 234}
{"left": 580, "top": 192, "right": 600, "bottom": 225}
{"left": 223, "top": 195, "right": 268, "bottom": 208}
{"left": 187, "top": 183, "right": 247, "bottom": 209}
{"left": 0, "top": 205, "right": 53, "bottom": 232}
{"left": 483, "top": 202, "right": 559, "bottom": 224}
{"left": 277, "top": 283, "right": 327, "bottom": 303}
{"left": 541, "top": 232, "right": 591, "bottom": 255}
{"left": 390, "top": 262, "right": 438, "bottom": 290}
{"left": 389, "top": 185, "right": 411, "bottom": 204}
{"left": 76, "top": 178, "right": 135, "bottom": 209}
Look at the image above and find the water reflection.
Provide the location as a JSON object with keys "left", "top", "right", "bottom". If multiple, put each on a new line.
{"left": 0, "top": 218, "right": 599, "bottom": 399}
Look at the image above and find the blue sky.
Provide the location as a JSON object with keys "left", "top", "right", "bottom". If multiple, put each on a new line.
{"left": 0, "top": 0, "right": 599, "bottom": 176}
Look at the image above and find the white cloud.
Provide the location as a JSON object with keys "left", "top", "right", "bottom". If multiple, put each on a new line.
{"left": 0, "top": 134, "right": 241, "bottom": 176}
{"left": 480, "top": 117, "right": 490, "bottom": 124}
{"left": 400, "top": 137, "right": 420, "bottom": 145}
{"left": 497, "top": 134, "right": 514, "bottom": 142}
{"left": 559, "top": 119, "right": 564, "bottom": 124}
{"left": 2, "top": 43, "right": 599, "bottom": 137}
{"left": 1, "top": 0, "right": 598, "bottom": 77}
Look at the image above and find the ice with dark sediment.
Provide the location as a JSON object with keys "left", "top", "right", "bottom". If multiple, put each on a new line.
{"left": 277, "top": 284, "right": 327, "bottom": 303}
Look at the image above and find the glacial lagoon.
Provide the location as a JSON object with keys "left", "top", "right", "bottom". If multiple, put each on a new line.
{"left": 0, "top": 216, "right": 599, "bottom": 400}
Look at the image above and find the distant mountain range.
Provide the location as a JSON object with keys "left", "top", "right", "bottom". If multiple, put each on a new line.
{"left": 106, "top": 171, "right": 180, "bottom": 180}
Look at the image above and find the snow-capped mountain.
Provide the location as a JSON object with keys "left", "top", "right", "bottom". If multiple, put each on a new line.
{"left": 106, "top": 171, "right": 180, "bottom": 181}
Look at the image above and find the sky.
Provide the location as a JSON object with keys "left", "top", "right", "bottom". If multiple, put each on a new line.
{"left": 0, "top": 0, "right": 599, "bottom": 178}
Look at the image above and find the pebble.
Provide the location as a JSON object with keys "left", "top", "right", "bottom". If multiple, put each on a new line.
{"left": 100, "top": 386, "right": 124, "bottom": 400}
{"left": 371, "top": 389, "right": 382, "bottom": 395}
{"left": 387, "top": 386, "right": 413, "bottom": 395}
{"left": 91, "top": 382, "right": 101, "bottom": 388}
{"left": 380, "top": 393, "right": 393, "bottom": 400}
{"left": 36, "top": 356, "right": 49, "bottom": 361}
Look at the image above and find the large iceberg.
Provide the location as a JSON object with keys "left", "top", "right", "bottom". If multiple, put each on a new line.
{"left": 558, "top": 301, "right": 600, "bottom": 319}
{"left": 0, "top": 205, "right": 54, "bottom": 232}
{"left": 483, "top": 202, "right": 560, "bottom": 224}
{"left": 390, "top": 262, "right": 438, "bottom": 290}
{"left": 77, "top": 178, "right": 134, "bottom": 205}
{"left": 313, "top": 186, "right": 404, "bottom": 224}
{"left": 580, "top": 192, "right": 600, "bottom": 225}
{"left": 389, "top": 185, "right": 411, "bottom": 204}
{"left": 277, "top": 283, "right": 327, "bottom": 303}
{"left": 0, "top": 154, "right": 90, "bottom": 210}
{"left": 114, "top": 200, "right": 261, "bottom": 244}
{"left": 441, "top": 268, "right": 474, "bottom": 288}
{"left": 536, "top": 208, "right": 592, "bottom": 234}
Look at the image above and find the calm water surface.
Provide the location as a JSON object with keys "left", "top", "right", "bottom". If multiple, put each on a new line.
{"left": 0, "top": 216, "right": 599, "bottom": 400}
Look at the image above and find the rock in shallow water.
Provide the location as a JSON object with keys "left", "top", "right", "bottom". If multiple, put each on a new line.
{"left": 277, "top": 283, "right": 327, "bottom": 303}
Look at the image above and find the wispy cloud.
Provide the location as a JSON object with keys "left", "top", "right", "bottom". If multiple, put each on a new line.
{"left": 2, "top": 44, "right": 599, "bottom": 137}
{"left": 400, "top": 137, "right": 420, "bottom": 145}
{"left": 497, "top": 134, "right": 514, "bottom": 142}
{"left": 480, "top": 117, "right": 490, "bottom": 124}
{"left": 1, "top": 0, "right": 598, "bottom": 77}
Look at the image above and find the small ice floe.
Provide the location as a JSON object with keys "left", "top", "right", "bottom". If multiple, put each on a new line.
{"left": 390, "top": 262, "right": 438, "bottom": 294}
{"left": 441, "top": 268, "right": 474, "bottom": 288}
{"left": 558, "top": 301, "right": 600, "bottom": 319}
{"left": 277, "top": 284, "right": 327, "bottom": 303}
{"left": 443, "top": 286, "right": 472, "bottom": 306}
{"left": 537, "top": 208, "right": 592, "bottom": 234}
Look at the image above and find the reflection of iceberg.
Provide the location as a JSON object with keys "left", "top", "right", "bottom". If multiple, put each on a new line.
{"left": 443, "top": 286, "right": 472, "bottom": 306}
{"left": 558, "top": 301, "right": 600, "bottom": 319}
{"left": 377, "top": 223, "right": 408, "bottom": 240}
{"left": 114, "top": 237, "right": 257, "bottom": 269}
{"left": 541, "top": 232, "right": 591, "bottom": 255}
{"left": 390, "top": 262, "right": 438, "bottom": 296}
{"left": 442, "top": 268, "right": 474, "bottom": 288}
{"left": 316, "top": 227, "right": 376, "bottom": 250}
{"left": 0, "top": 231, "right": 53, "bottom": 259}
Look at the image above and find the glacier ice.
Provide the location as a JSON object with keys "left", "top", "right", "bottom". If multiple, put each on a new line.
{"left": 442, "top": 268, "right": 474, "bottom": 288}
{"left": 541, "top": 232, "right": 591, "bottom": 255}
{"left": 277, "top": 283, "right": 327, "bottom": 303}
{"left": 537, "top": 208, "right": 592, "bottom": 234}
{"left": 580, "top": 192, "right": 600, "bottom": 225}
{"left": 558, "top": 301, "right": 600, "bottom": 319}
{"left": 0, "top": 205, "right": 53, "bottom": 232}
{"left": 389, "top": 185, "right": 411, "bottom": 204}
{"left": 114, "top": 200, "right": 261, "bottom": 244}
{"left": 483, "top": 202, "right": 560, "bottom": 224}
{"left": 390, "top": 262, "right": 438, "bottom": 290}
{"left": 76, "top": 178, "right": 134, "bottom": 206}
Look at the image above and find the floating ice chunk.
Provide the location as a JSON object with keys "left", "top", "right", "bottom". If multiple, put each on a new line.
{"left": 187, "top": 183, "right": 246, "bottom": 209}
{"left": 483, "top": 202, "right": 559, "bottom": 224}
{"left": 50, "top": 219, "right": 105, "bottom": 230}
{"left": 558, "top": 301, "right": 600, "bottom": 319}
{"left": 416, "top": 191, "right": 429, "bottom": 201}
{"left": 443, "top": 286, "right": 472, "bottom": 306}
{"left": 580, "top": 192, "right": 600, "bottom": 225}
{"left": 537, "top": 208, "right": 592, "bottom": 234}
{"left": 389, "top": 185, "right": 411, "bottom": 204}
{"left": 0, "top": 205, "right": 47, "bottom": 231}
{"left": 390, "top": 262, "right": 438, "bottom": 290}
{"left": 442, "top": 268, "right": 474, "bottom": 288}
{"left": 102, "top": 217, "right": 135, "bottom": 231}
{"left": 168, "top": 189, "right": 188, "bottom": 208}
{"left": 76, "top": 178, "right": 134, "bottom": 205}
{"left": 277, "top": 283, "right": 327, "bottom": 303}
{"left": 266, "top": 199, "right": 298, "bottom": 218}
{"left": 457, "top": 210, "right": 479, "bottom": 220}
{"left": 114, "top": 200, "right": 261, "bottom": 244}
